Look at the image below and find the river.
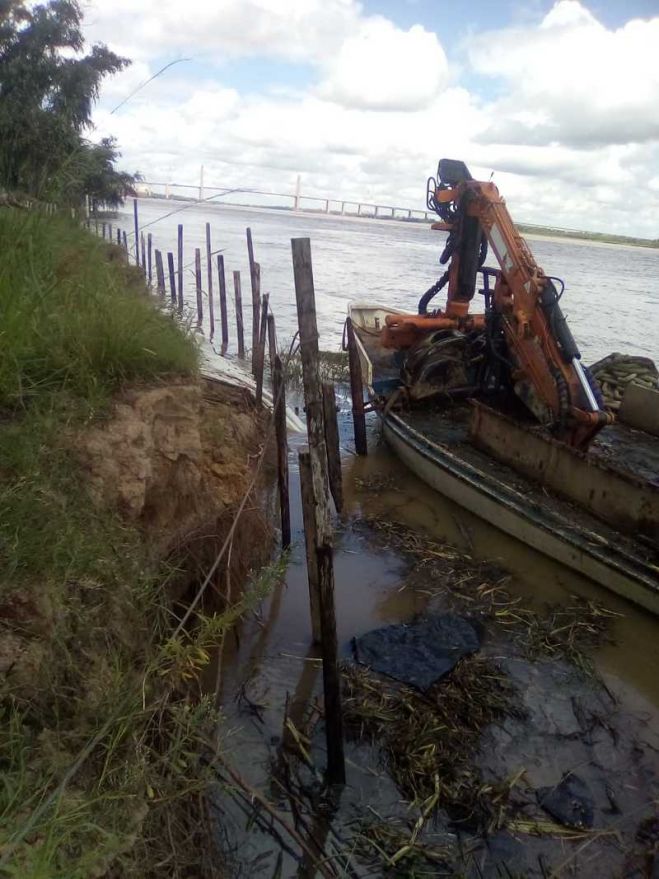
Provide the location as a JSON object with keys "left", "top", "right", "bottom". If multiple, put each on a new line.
{"left": 118, "top": 198, "right": 659, "bottom": 365}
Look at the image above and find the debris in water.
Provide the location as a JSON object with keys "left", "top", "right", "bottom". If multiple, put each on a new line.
{"left": 536, "top": 773, "right": 595, "bottom": 829}
{"left": 352, "top": 614, "right": 480, "bottom": 690}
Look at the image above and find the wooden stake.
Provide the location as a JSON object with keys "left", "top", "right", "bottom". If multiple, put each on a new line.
{"left": 251, "top": 262, "right": 261, "bottom": 375}
{"left": 154, "top": 249, "right": 165, "bottom": 297}
{"left": 177, "top": 223, "right": 184, "bottom": 313}
{"left": 101, "top": 222, "right": 106, "bottom": 239}
{"left": 147, "top": 232, "right": 153, "bottom": 285}
{"left": 267, "top": 313, "right": 277, "bottom": 372}
{"left": 217, "top": 254, "right": 229, "bottom": 352}
{"left": 167, "top": 252, "right": 176, "bottom": 303}
{"left": 273, "top": 355, "right": 291, "bottom": 549}
{"left": 122, "top": 230, "right": 128, "bottom": 252}
{"left": 233, "top": 270, "right": 245, "bottom": 359}
{"left": 194, "top": 248, "right": 203, "bottom": 327}
{"left": 132, "top": 198, "right": 139, "bottom": 266}
{"left": 116, "top": 228, "right": 121, "bottom": 246}
{"left": 291, "top": 236, "right": 345, "bottom": 785}
{"left": 255, "top": 293, "right": 269, "bottom": 407}
{"left": 205, "top": 223, "right": 215, "bottom": 339}
{"left": 322, "top": 383, "right": 343, "bottom": 513}
{"left": 299, "top": 450, "right": 321, "bottom": 643}
{"left": 140, "top": 231, "right": 146, "bottom": 273}
{"left": 346, "top": 316, "right": 368, "bottom": 456}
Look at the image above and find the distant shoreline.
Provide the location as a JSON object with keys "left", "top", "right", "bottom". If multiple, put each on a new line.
{"left": 127, "top": 193, "right": 659, "bottom": 249}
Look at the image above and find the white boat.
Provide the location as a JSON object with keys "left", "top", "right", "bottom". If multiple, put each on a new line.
{"left": 349, "top": 302, "right": 659, "bottom": 615}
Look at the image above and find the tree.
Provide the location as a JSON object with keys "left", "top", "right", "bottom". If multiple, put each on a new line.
{"left": 0, "top": 0, "right": 137, "bottom": 204}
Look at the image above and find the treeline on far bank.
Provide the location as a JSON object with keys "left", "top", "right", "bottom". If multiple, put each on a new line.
{"left": 0, "top": 0, "right": 138, "bottom": 209}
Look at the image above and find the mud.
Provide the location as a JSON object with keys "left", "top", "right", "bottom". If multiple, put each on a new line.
{"left": 208, "top": 403, "right": 659, "bottom": 878}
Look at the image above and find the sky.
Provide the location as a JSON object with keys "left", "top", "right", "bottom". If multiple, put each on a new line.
{"left": 84, "top": 0, "right": 659, "bottom": 237}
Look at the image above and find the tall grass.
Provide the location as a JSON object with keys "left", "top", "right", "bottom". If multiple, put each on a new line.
{"left": 0, "top": 209, "right": 261, "bottom": 877}
{"left": 0, "top": 209, "right": 197, "bottom": 415}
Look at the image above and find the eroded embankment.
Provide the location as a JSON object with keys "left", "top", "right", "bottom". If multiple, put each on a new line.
{"left": 0, "top": 208, "right": 274, "bottom": 878}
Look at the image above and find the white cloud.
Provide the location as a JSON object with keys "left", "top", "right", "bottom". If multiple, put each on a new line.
{"left": 469, "top": 0, "right": 659, "bottom": 147}
{"left": 318, "top": 17, "right": 448, "bottom": 111}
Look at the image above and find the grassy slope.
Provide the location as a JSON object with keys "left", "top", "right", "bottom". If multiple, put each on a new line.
{"left": 0, "top": 209, "right": 220, "bottom": 878}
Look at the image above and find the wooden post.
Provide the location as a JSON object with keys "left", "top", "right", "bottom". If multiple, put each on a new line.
{"left": 167, "top": 252, "right": 176, "bottom": 303}
{"left": 108, "top": 223, "right": 112, "bottom": 241}
{"left": 147, "top": 232, "right": 153, "bottom": 285}
{"left": 205, "top": 223, "right": 215, "bottom": 339}
{"left": 255, "top": 293, "right": 269, "bottom": 407}
{"left": 140, "top": 231, "right": 146, "bottom": 273}
{"left": 291, "top": 236, "right": 345, "bottom": 785}
{"left": 154, "top": 249, "right": 165, "bottom": 297}
{"left": 233, "top": 270, "right": 245, "bottom": 359}
{"left": 116, "top": 228, "right": 121, "bottom": 246}
{"left": 299, "top": 450, "right": 321, "bottom": 644}
{"left": 247, "top": 228, "right": 257, "bottom": 366}
{"left": 251, "top": 262, "right": 261, "bottom": 375}
{"left": 132, "top": 198, "right": 139, "bottom": 266}
{"left": 322, "top": 383, "right": 343, "bottom": 513}
{"left": 217, "top": 254, "right": 229, "bottom": 352}
{"left": 346, "top": 317, "right": 368, "bottom": 456}
{"left": 267, "top": 313, "right": 277, "bottom": 372}
{"left": 177, "top": 224, "right": 184, "bottom": 313}
{"left": 101, "top": 222, "right": 106, "bottom": 239}
{"left": 273, "top": 355, "right": 291, "bottom": 549}
{"left": 194, "top": 248, "right": 203, "bottom": 327}
{"left": 122, "top": 230, "right": 128, "bottom": 252}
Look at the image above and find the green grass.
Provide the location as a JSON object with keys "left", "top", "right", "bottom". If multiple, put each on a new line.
{"left": 0, "top": 209, "right": 259, "bottom": 877}
{"left": 0, "top": 209, "right": 198, "bottom": 415}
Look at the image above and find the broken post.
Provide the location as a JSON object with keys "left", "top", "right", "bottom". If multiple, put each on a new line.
{"left": 255, "top": 293, "right": 269, "bottom": 407}
{"left": 233, "top": 270, "right": 245, "bottom": 359}
{"left": 167, "top": 252, "right": 176, "bottom": 304}
{"left": 322, "top": 383, "right": 343, "bottom": 513}
{"left": 217, "top": 254, "right": 229, "bottom": 352}
{"left": 291, "top": 236, "right": 345, "bottom": 785}
{"left": 194, "top": 248, "right": 203, "bottom": 327}
{"left": 346, "top": 316, "right": 368, "bottom": 455}
{"left": 154, "top": 249, "right": 165, "bottom": 297}
{"left": 273, "top": 355, "right": 291, "bottom": 549}
{"left": 177, "top": 224, "right": 184, "bottom": 313}
{"left": 205, "top": 223, "right": 215, "bottom": 339}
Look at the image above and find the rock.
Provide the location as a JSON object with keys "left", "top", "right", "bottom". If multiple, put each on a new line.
{"left": 537, "top": 773, "right": 595, "bottom": 829}
{"left": 352, "top": 614, "right": 480, "bottom": 690}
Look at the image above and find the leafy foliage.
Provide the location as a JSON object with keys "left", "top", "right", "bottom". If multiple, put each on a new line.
{"left": 0, "top": 0, "right": 138, "bottom": 203}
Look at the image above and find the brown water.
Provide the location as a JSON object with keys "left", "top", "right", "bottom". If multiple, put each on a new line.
{"left": 209, "top": 403, "right": 659, "bottom": 877}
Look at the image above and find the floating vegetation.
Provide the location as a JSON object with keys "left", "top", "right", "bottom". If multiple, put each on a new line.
{"left": 359, "top": 516, "right": 620, "bottom": 672}
{"left": 342, "top": 656, "right": 521, "bottom": 832}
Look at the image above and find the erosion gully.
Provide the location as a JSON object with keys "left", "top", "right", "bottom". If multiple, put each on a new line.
{"left": 203, "top": 394, "right": 659, "bottom": 878}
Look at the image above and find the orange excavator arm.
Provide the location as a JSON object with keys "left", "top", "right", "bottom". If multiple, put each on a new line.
{"left": 383, "top": 159, "right": 611, "bottom": 449}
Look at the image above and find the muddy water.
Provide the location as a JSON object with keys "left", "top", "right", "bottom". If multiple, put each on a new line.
{"left": 209, "top": 402, "right": 659, "bottom": 877}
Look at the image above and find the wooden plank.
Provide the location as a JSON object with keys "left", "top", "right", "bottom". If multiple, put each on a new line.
{"left": 346, "top": 316, "right": 368, "bottom": 455}
{"left": 233, "top": 270, "right": 245, "bottom": 358}
{"left": 140, "top": 231, "right": 146, "bottom": 273}
{"left": 205, "top": 223, "right": 215, "bottom": 339}
{"left": 251, "top": 262, "right": 261, "bottom": 375}
{"left": 217, "top": 254, "right": 229, "bottom": 352}
{"left": 147, "top": 232, "right": 153, "bottom": 284}
{"left": 273, "top": 355, "right": 291, "bottom": 549}
{"left": 132, "top": 198, "right": 139, "bottom": 265}
{"left": 255, "top": 293, "right": 269, "bottom": 407}
{"left": 322, "top": 383, "right": 343, "bottom": 513}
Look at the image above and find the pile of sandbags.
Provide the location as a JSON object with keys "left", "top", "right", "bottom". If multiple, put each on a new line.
{"left": 589, "top": 353, "right": 659, "bottom": 411}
